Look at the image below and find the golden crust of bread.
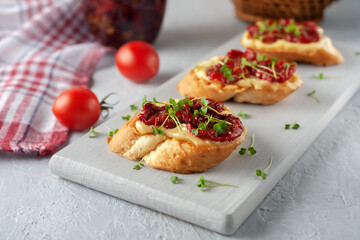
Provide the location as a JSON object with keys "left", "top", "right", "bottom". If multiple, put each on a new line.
{"left": 108, "top": 114, "right": 247, "bottom": 174}
{"left": 177, "top": 69, "right": 303, "bottom": 105}
{"left": 240, "top": 31, "right": 344, "bottom": 66}
{"left": 177, "top": 69, "right": 246, "bottom": 102}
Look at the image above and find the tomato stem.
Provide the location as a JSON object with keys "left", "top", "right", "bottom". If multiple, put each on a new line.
{"left": 100, "top": 92, "right": 120, "bottom": 118}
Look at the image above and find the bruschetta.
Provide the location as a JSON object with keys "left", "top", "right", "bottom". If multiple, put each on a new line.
{"left": 240, "top": 18, "right": 343, "bottom": 66}
{"left": 177, "top": 48, "right": 303, "bottom": 105}
{"left": 107, "top": 97, "right": 247, "bottom": 174}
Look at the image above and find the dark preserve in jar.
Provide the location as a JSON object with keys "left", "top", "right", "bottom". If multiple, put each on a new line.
{"left": 83, "top": 0, "right": 166, "bottom": 48}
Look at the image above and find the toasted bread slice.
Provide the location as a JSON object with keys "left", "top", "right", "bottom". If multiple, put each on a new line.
{"left": 177, "top": 68, "right": 303, "bottom": 105}
{"left": 241, "top": 31, "right": 343, "bottom": 66}
{"left": 108, "top": 113, "right": 247, "bottom": 174}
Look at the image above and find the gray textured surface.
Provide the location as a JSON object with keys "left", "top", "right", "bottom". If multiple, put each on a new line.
{"left": 1, "top": 0, "right": 360, "bottom": 239}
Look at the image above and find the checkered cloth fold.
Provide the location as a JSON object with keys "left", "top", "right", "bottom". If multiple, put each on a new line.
{"left": 0, "top": 0, "right": 108, "bottom": 155}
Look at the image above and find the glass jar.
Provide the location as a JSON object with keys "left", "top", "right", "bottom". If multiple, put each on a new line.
{"left": 83, "top": 0, "right": 166, "bottom": 49}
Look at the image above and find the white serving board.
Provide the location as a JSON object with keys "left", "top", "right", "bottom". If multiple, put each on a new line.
{"left": 49, "top": 34, "right": 360, "bottom": 235}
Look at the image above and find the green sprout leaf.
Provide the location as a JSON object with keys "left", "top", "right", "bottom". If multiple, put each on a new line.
{"left": 219, "top": 63, "right": 235, "bottom": 81}
{"left": 152, "top": 126, "right": 165, "bottom": 135}
{"left": 311, "top": 73, "right": 340, "bottom": 80}
{"left": 170, "top": 173, "right": 183, "bottom": 184}
{"left": 200, "top": 97, "right": 208, "bottom": 107}
{"left": 197, "top": 174, "right": 237, "bottom": 191}
{"left": 108, "top": 129, "right": 119, "bottom": 137}
{"left": 133, "top": 158, "right": 145, "bottom": 170}
{"left": 183, "top": 97, "right": 193, "bottom": 107}
{"left": 122, "top": 114, "right": 131, "bottom": 121}
{"left": 307, "top": 90, "right": 320, "bottom": 103}
{"left": 256, "top": 157, "right": 273, "bottom": 180}
{"left": 237, "top": 110, "right": 251, "bottom": 119}
{"left": 142, "top": 95, "right": 148, "bottom": 107}
{"left": 191, "top": 115, "right": 213, "bottom": 136}
{"left": 312, "top": 73, "right": 324, "bottom": 79}
{"left": 258, "top": 23, "right": 266, "bottom": 33}
{"left": 257, "top": 55, "right": 267, "bottom": 61}
{"left": 191, "top": 128, "right": 199, "bottom": 135}
{"left": 89, "top": 126, "right": 118, "bottom": 138}
{"left": 239, "top": 148, "right": 247, "bottom": 155}
{"left": 239, "top": 133, "right": 257, "bottom": 155}
{"left": 89, "top": 126, "right": 101, "bottom": 138}
{"left": 285, "top": 120, "right": 300, "bottom": 130}
{"left": 213, "top": 120, "right": 228, "bottom": 135}
{"left": 130, "top": 105, "right": 138, "bottom": 111}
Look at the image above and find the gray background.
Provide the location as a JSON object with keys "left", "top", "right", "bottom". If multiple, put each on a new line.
{"left": 1, "top": 0, "right": 360, "bottom": 239}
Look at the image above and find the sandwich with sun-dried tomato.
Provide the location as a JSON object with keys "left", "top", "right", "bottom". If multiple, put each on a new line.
{"left": 240, "top": 18, "right": 343, "bottom": 66}
{"left": 107, "top": 97, "right": 247, "bottom": 174}
{"left": 177, "top": 48, "right": 303, "bottom": 105}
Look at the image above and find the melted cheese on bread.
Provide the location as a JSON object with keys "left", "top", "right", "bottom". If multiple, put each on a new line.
{"left": 135, "top": 119, "right": 235, "bottom": 147}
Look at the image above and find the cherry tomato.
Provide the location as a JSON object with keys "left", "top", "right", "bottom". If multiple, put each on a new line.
{"left": 115, "top": 41, "right": 159, "bottom": 83}
{"left": 52, "top": 87, "right": 101, "bottom": 130}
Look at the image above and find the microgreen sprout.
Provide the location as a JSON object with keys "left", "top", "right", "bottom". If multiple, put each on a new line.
{"left": 197, "top": 174, "right": 237, "bottom": 191}
{"left": 89, "top": 126, "right": 102, "bottom": 138}
{"left": 237, "top": 110, "right": 251, "bottom": 119}
{"left": 88, "top": 126, "right": 119, "bottom": 138}
{"left": 151, "top": 114, "right": 169, "bottom": 135}
{"left": 285, "top": 120, "right": 300, "bottom": 130}
{"left": 256, "top": 157, "right": 273, "bottom": 180}
{"left": 220, "top": 62, "right": 234, "bottom": 82}
{"left": 130, "top": 105, "right": 138, "bottom": 111}
{"left": 307, "top": 90, "right": 320, "bottom": 103}
{"left": 152, "top": 126, "right": 165, "bottom": 135}
{"left": 122, "top": 104, "right": 140, "bottom": 121}
{"left": 257, "top": 55, "right": 267, "bottom": 61}
{"left": 271, "top": 58, "right": 278, "bottom": 78}
{"left": 313, "top": 73, "right": 324, "bottom": 79}
{"left": 253, "top": 34, "right": 264, "bottom": 41}
{"left": 104, "top": 126, "right": 119, "bottom": 137}
{"left": 258, "top": 22, "right": 266, "bottom": 33}
{"left": 268, "top": 22, "right": 279, "bottom": 32}
{"left": 142, "top": 97, "right": 194, "bottom": 133}
{"left": 213, "top": 120, "right": 228, "bottom": 135}
{"left": 170, "top": 173, "right": 183, "bottom": 184}
{"left": 311, "top": 73, "right": 340, "bottom": 80}
{"left": 143, "top": 97, "right": 229, "bottom": 136}
{"left": 191, "top": 115, "right": 212, "bottom": 136}
{"left": 284, "top": 62, "right": 297, "bottom": 77}
{"left": 133, "top": 158, "right": 145, "bottom": 170}
{"left": 239, "top": 133, "right": 257, "bottom": 155}
{"left": 142, "top": 95, "right": 148, "bottom": 107}
{"left": 122, "top": 114, "right": 131, "bottom": 120}
{"left": 241, "top": 57, "right": 277, "bottom": 79}
{"left": 194, "top": 97, "right": 221, "bottom": 117}
{"left": 284, "top": 22, "right": 301, "bottom": 36}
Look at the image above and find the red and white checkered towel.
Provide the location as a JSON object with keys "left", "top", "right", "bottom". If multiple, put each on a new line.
{"left": 0, "top": 0, "right": 109, "bottom": 155}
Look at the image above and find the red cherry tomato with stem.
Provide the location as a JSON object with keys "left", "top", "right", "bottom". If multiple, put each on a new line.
{"left": 115, "top": 41, "right": 159, "bottom": 83}
{"left": 52, "top": 87, "right": 115, "bottom": 130}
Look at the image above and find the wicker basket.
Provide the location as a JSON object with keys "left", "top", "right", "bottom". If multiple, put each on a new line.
{"left": 231, "top": 0, "right": 337, "bottom": 23}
